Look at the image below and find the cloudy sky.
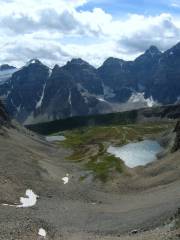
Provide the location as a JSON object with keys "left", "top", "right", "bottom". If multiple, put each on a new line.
{"left": 0, "top": 0, "right": 180, "bottom": 67}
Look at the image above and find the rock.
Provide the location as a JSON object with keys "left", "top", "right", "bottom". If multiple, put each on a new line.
{"left": 0, "top": 100, "right": 9, "bottom": 125}
{"left": 175, "top": 207, "right": 180, "bottom": 217}
{"left": 130, "top": 229, "right": 139, "bottom": 235}
{"left": 172, "top": 121, "right": 180, "bottom": 152}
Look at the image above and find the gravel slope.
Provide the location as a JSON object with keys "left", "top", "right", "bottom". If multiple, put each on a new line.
{"left": 0, "top": 125, "right": 180, "bottom": 239}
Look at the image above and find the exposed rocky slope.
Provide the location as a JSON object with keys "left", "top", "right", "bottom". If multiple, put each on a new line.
{"left": 0, "top": 100, "right": 9, "bottom": 124}
{"left": 0, "top": 111, "right": 180, "bottom": 239}
{"left": 172, "top": 121, "right": 180, "bottom": 152}
{"left": 1, "top": 42, "right": 180, "bottom": 123}
{"left": 36, "top": 61, "right": 112, "bottom": 123}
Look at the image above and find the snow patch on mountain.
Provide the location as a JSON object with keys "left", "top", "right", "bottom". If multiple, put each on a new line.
{"left": 146, "top": 96, "right": 156, "bottom": 107}
{"left": 96, "top": 97, "right": 108, "bottom": 103}
{"left": 48, "top": 68, "right": 52, "bottom": 77}
{"left": 38, "top": 228, "right": 47, "bottom": 238}
{"left": 68, "top": 89, "right": 72, "bottom": 106}
{"left": 128, "top": 92, "right": 157, "bottom": 107}
{"left": 62, "top": 174, "right": 69, "bottom": 184}
{"left": 2, "top": 189, "right": 39, "bottom": 208}
{"left": 17, "top": 189, "right": 39, "bottom": 208}
{"left": 36, "top": 83, "right": 46, "bottom": 109}
{"left": 26, "top": 59, "right": 41, "bottom": 66}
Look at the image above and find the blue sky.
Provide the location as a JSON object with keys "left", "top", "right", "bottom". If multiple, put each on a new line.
{"left": 0, "top": 0, "right": 179, "bottom": 67}
{"left": 80, "top": 0, "right": 180, "bottom": 15}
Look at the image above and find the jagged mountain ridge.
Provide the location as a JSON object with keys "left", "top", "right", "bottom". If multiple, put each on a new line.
{"left": 1, "top": 42, "right": 180, "bottom": 124}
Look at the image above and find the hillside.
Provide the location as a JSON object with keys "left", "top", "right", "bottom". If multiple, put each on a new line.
{"left": 0, "top": 101, "right": 180, "bottom": 239}
{"left": 0, "top": 112, "right": 180, "bottom": 239}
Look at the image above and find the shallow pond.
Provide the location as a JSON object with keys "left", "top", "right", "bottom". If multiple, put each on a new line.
{"left": 46, "top": 135, "right": 66, "bottom": 142}
{"left": 107, "top": 140, "right": 164, "bottom": 168}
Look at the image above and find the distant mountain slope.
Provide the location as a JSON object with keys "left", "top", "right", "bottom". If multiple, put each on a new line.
{"left": 26, "top": 104, "right": 180, "bottom": 134}
{"left": 0, "top": 64, "right": 17, "bottom": 84}
{"left": 1, "top": 43, "right": 180, "bottom": 124}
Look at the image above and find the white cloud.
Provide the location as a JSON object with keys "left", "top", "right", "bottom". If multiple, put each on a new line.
{"left": 0, "top": 0, "right": 180, "bottom": 67}
{"left": 171, "top": 1, "right": 180, "bottom": 8}
{"left": 0, "top": 0, "right": 87, "bottom": 15}
{"left": 172, "top": 3, "right": 180, "bottom": 7}
{"left": 116, "top": 13, "right": 180, "bottom": 53}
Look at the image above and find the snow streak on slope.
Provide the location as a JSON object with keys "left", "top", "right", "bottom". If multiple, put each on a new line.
{"left": 36, "top": 83, "right": 46, "bottom": 109}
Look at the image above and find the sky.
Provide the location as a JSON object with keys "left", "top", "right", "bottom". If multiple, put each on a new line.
{"left": 0, "top": 0, "right": 180, "bottom": 67}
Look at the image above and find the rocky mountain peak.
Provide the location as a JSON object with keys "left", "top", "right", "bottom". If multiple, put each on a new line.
{"left": 135, "top": 45, "right": 161, "bottom": 64}
{"left": 53, "top": 64, "right": 60, "bottom": 69}
{"left": 22, "top": 59, "right": 49, "bottom": 73}
{"left": 67, "top": 58, "right": 90, "bottom": 67}
{"left": 26, "top": 59, "right": 43, "bottom": 66}
{"left": 102, "top": 57, "right": 126, "bottom": 66}
{"left": 0, "top": 64, "right": 16, "bottom": 71}
{"left": 165, "top": 42, "right": 180, "bottom": 57}
{"left": 52, "top": 64, "right": 61, "bottom": 72}
{"left": 145, "top": 45, "right": 161, "bottom": 57}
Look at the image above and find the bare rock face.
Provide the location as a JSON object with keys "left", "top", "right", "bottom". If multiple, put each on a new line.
{"left": 0, "top": 100, "right": 9, "bottom": 124}
{"left": 172, "top": 121, "right": 180, "bottom": 152}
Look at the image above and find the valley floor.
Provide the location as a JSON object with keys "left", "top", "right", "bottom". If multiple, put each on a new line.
{"left": 0, "top": 123, "right": 180, "bottom": 239}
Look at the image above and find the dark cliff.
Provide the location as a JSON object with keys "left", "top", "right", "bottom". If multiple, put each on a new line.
{"left": 0, "top": 100, "right": 9, "bottom": 125}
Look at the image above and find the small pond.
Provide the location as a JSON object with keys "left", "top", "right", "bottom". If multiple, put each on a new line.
{"left": 107, "top": 140, "right": 164, "bottom": 168}
{"left": 46, "top": 135, "right": 66, "bottom": 142}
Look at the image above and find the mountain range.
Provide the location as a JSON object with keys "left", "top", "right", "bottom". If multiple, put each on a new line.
{"left": 1, "top": 42, "right": 180, "bottom": 124}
